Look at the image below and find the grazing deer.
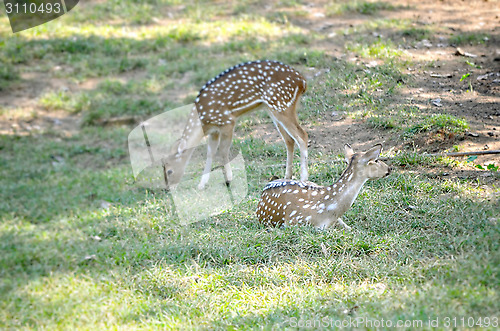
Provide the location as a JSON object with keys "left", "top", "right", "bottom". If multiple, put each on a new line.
{"left": 256, "top": 144, "right": 391, "bottom": 230}
{"left": 163, "top": 60, "right": 309, "bottom": 190}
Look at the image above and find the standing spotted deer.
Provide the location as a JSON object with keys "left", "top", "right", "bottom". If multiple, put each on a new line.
{"left": 163, "top": 60, "right": 309, "bottom": 190}
{"left": 257, "top": 144, "right": 391, "bottom": 230}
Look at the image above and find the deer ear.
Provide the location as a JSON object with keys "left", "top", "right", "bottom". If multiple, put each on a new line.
{"left": 344, "top": 144, "right": 354, "bottom": 163}
{"left": 362, "top": 144, "right": 382, "bottom": 162}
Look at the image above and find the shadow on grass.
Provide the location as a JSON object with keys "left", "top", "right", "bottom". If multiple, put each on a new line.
{"left": 1, "top": 169, "right": 498, "bottom": 326}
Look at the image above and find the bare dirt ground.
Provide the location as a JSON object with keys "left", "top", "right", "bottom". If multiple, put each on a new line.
{"left": 388, "top": 0, "right": 500, "bottom": 159}
{"left": 306, "top": 0, "right": 499, "bottom": 159}
{"left": 1, "top": 0, "right": 498, "bottom": 180}
{"left": 252, "top": 0, "right": 500, "bottom": 178}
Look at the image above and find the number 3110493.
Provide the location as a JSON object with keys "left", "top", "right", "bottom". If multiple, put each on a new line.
{"left": 5, "top": 2, "right": 62, "bottom": 14}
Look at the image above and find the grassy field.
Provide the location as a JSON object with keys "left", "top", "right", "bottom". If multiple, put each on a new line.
{"left": 1, "top": 0, "right": 499, "bottom": 329}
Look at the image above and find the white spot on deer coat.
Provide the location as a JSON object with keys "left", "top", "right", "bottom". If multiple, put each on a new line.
{"left": 327, "top": 203, "right": 337, "bottom": 211}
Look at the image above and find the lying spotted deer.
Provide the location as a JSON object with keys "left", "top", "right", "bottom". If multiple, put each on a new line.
{"left": 256, "top": 144, "right": 391, "bottom": 230}
{"left": 163, "top": 60, "right": 309, "bottom": 190}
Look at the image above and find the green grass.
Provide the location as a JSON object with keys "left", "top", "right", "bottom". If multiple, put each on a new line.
{"left": 38, "top": 79, "right": 174, "bottom": 125}
{"left": 1, "top": 0, "right": 499, "bottom": 329}
{"left": 405, "top": 114, "right": 469, "bottom": 137}
{"left": 39, "top": 91, "right": 82, "bottom": 112}
{"left": 449, "top": 32, "right": 490, "bottom": 45}
{"left": 346, "top": 39, "right": 406, "bottom": 60}
{"left": 1, "top": 130, "right": 498, "bottom": 328}
{"left": 303, "top": 57, "right": 409, "bottom": 125}
{"left": 365, "top": 110, "right": 469, "bottom": 140}
{"left": 367, "top": 116, "right": 399, "bottom": 130}
{"left": 401, "top": 26, "right": 432, "bottom": 40}
{"left": 327, "top": 0, "right": 399, "bottom": 16}
{"left": 0, "top": 58, "right": 19, "bottom": 90}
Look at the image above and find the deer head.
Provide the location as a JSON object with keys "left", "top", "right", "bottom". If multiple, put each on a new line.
{"left": 161, "top": 138, "right": 192, "bottom": 190}
{"left": 343, "top": 144, "right": 390, "bottom": 181}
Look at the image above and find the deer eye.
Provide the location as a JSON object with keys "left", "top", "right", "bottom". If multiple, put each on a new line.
{"left": 167, "top": 169, "right": 173, "bottom": 175}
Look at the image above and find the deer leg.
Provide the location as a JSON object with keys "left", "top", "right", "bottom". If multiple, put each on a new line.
{"left": 198, "top": 132, "right": 220, "bottom": 190}
{"left": 289, "top": 121, "right": 308, "bottom": 182}
{"left": 274, "top": 123, "right": 295, "bottom": 179}
{"left": 337, "top": 218, "right": 352, "bottom": 231}
{"left": 217, "top": 128, "right": 235, "bottom": 186}
{"left": 299, "top": 140, "right": 308, "bottom": 181}
{"left": 271, "top": 111, "right": 308, "bottom": 181}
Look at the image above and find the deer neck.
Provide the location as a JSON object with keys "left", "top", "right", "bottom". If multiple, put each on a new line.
{"left": 182, "top": 107, "right": 205, "bottom": 148}
{"left": 172, "top": 108, "right": 206, "bottom": 171}
{"left": 325, "top": 165, "right": 367, "bottom": 219}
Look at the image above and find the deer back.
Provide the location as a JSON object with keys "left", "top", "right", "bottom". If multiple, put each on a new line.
{"left": 195, "top": 60, "right": 307, "bottom": 126}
